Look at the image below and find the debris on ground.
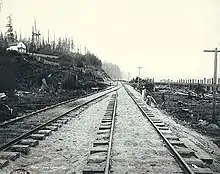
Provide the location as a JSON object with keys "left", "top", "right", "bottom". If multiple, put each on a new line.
{"left": 0, "top": 53, "right": 112, "bottom": 122}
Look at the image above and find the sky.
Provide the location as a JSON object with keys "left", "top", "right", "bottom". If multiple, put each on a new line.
{"left": 1, "top": 0, "right": 220, "bottom": 81}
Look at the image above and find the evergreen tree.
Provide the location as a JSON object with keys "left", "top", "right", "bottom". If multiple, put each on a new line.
{"left": 0, "top": 32, "right": 8, "bottom": 50}
{"left": 14, "top": 31, "right": 18, "bottom": 42}
{"left": 71, "top": 39, "right": 74, "bottom": 52}
{"left": 102, "top": 62, "right": 122, "bottom": 79}
{"left": 5, "top": 15, "right": 15, "bottom": 44}
{"left": 56, "top": 37, "right": 62, "bottom": 52}
{"left": 52, "top": 40, "right": 56, "bottom": 50}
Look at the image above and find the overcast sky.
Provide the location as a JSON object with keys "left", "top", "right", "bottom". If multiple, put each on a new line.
{"left": 1, "top": 0, "right": 220, "bottom": 81}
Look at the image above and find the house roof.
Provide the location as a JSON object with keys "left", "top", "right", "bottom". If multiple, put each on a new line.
{"left": 8, "top": 41, "right": 25, "bottom": 47}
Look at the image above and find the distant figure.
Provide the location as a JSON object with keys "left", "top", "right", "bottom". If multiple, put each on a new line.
{"left": 39, "top": 78, "right": 49, "bottom": 92}
{"left": 162, "top": 92, "right": 166, "bottom": 108}
{"left": 162, "top": 93, "right": 165, "bottom": 102}
{"left": 146, "top": 93, "right": 157, "bottom": 106}
{"left": 142, "top": 86, "right": 146, "bottom": 101}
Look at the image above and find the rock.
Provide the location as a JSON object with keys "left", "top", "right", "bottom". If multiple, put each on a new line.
{"left": 56, "top": 148, "right": 63, "bottom": 151}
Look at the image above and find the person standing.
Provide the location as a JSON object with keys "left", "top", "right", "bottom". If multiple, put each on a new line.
{"left": 162, "top": 92, "right": 166, "bottom": 108}
{"left": 142, "top": 86, "right": 146, "bottom": 101}
{"left": 146, "top": 92, "right": 157, "bottom": 106}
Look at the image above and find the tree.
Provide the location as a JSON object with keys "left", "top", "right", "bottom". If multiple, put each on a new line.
{"left": 22, "top": 37, "right": 31, "bottom": 52}
{"left": 144, "top": 82, "right": 155, "bottom": 92}
{"left": 0, "top": 32, "right": 8, "bottom": 50}
{"left": 83, "top": 53, "right": 102, "bottom": 68}
{"left": 0, "top": 51, "right": 16, "bottom": 99}
{"left": 56, "top": 37, "right": 62, "bottom": 53}
{"left": 5, "top": 15, "right": 15, "bottom": 44}
{"left": 71, "top": 39, "right": 74, "bottom": 52}
{"left": 14, "top": 31, "right": 18, "bottom": 42}
{"left": 52, "top": 40, "right": 56, "bottom": 50}
{"left": 102, "top": 62, "right": 122, "bottom": 79}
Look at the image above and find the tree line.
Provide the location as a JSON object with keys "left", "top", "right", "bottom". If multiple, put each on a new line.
{"left": 102, "top": 62, "right": 122, "bottom": 80}
{"left": 0, "top": 15, "right": 102, "bottom": 68}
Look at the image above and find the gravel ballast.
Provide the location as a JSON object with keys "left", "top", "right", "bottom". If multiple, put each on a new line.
{"left": 126, "top": 84, "right": 220, "bottom": 173}
{"left": 111, "top": 87, "right": 182, "bottom": 173}
{"left": 1, "top": 95, "right": 112, "bottom": 174}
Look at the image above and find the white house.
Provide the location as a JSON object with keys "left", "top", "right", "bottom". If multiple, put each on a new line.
{"left": 6, "top": 41, "right": 27, "bottom": 53}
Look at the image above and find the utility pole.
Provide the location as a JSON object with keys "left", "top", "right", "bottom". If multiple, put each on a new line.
{"left": 204, "top": 48, "right": 220, "bottom": 124}
{"left": 137, "top": 67, "right": 142, "bottom": 88}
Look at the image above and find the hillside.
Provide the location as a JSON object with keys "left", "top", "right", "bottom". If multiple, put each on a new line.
{"left": 0, "top": 51, "right": 111, "bottom": 121}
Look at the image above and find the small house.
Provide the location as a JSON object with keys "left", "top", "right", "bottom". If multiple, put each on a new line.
{"left": 6, "top": 41, "right": 27, "bottom": 53}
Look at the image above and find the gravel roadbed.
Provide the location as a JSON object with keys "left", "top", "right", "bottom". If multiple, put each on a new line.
{"left": 1, "top": 95, "right": 112, "bottom": 174}
{"left": 126, "top": 84, "right": 220, "bottom": 173}
{"left": 111, "top": 87, "right": 182, "bottom": 173}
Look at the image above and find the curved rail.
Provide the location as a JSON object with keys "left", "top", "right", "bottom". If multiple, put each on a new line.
{"left": 123, "top": 85, "right": 194, "bottom": 174}
{"left": 0, "top": 86, "right": 115, "bottom": 127}
{"left": 0, "top": 86, "right": 120, "bottom": 152}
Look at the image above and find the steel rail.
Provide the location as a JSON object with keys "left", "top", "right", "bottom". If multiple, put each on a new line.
{"left": 0, "top": 86, "right": 120, "bottom": 152}
{"left": 0, "top": 86, "right": 116, "bottom": 127}
{"left": 124, "top": 85, "right": 194, "bottom": 174}
{"left": 104, "top": 92, "right": 117, "bottom": 174}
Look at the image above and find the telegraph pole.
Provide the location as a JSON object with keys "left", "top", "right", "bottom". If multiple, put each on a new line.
{"left": 137, "top": 67, "right": 142, "bottom": 88}
{"left": 204, "top": 48, "right": 220, "bottom": 124}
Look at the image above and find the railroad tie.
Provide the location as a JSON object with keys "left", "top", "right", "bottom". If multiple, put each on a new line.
{"left": 83, "top": 93, "right": 117, "bottom": 173}
{"left": 44, "top": 125, "right": 58, "bottom": 131}
{"left": 50, "top": 123, "right": 63, "bottom": 127}
{"left": 56, "top": 119, "right": 68, "bottom": 124}
{"left": 11, "top": 144, "right": 30, "bottom": 155}
{"left": 0, "top": 151, "right": 20, "bottom": 161}
{"left": 30, "top": 134, "right": 46, "bottom": 140}
{"left": 38, "top": 130, "right": 52, "bottom": 136}
{"left": 20, "top": 139, "right": 39, "bottom": 147}
{"left": 0, "top": 159, "right": 9, "bottom": 169}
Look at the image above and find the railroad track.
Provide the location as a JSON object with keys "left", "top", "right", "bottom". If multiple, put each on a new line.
{"left": 83, "top": 85, "right": 214, "bottom": 174}
{"left": 0, "top": 86, "right": 120, "bottom": 169}
{"left": 123, "top": 85, "right": 213, "bottom": 174}
{"left": 83, "top": 93, "right": 117, "bottom": 174}
{"left": 0, "top": 86, "right": 115, "bottom": 127}
{"left": 0, "top": 84, "right": 215, "bottom": 173}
